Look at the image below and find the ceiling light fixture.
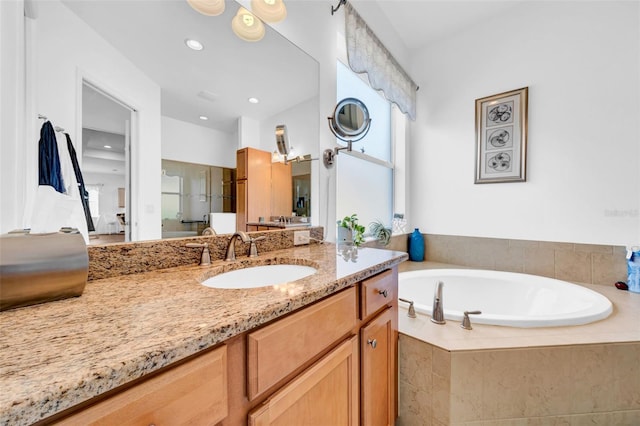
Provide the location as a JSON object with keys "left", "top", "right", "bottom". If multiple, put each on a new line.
{"left": 232, "top": 7, "right": 265, "bottom": 42}
{"left": 186, "top": 0, "right": 225, "bottom": 16}
{"left": 104, "top": 145, "right": 112, "bottom": 149}
{"left": 248, "top": 97, "right": 259, "bottom": 104}
{"left": 251, "top": 0, "right": 287, "bottom": 23}
{"left": 199, "top": 115, "right": 209, "bottom": 120}
{"left": 185, "top": 38, "right": 204, "bottom": 51}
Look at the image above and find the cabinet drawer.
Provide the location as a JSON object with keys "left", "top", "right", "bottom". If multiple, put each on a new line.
{"left": 56, "top": 345, "right": 228, "bottom": 425}
{"left": 360, "top": 269, "right": 396, "bottom": 320}
{"left": 248, "top": 336, "right": 359, "bottom": 426}
{"left": 247, "top": 287, "right": 357, "bottom": 401}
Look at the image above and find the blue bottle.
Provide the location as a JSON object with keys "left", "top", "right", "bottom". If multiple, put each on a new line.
{"left": 409, "top": 228, "right": 425, "bottom": 262}
{"left": 627, "top": 248, "right": 640, "bottom": 293}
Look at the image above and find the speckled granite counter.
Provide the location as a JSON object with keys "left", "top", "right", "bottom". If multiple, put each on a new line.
{"left": 0, "top": 243, "right": 407, "bottom": 425}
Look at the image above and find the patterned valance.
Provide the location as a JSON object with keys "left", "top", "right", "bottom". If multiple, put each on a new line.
{"left": 344, "top": 3, "right": 418, "bottom": 120}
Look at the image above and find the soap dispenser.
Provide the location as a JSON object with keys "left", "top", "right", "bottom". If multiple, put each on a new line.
{"left": 627, "top": 246, "right": 640, "bottom": 293}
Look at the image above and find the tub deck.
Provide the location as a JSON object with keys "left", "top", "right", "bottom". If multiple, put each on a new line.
{"left": 398, "top": 261, "right": 640, "bottom": 351}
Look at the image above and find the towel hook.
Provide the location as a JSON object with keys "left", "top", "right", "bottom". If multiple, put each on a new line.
{"left": 331, "top": 0, "right": 346, "bottom": 15}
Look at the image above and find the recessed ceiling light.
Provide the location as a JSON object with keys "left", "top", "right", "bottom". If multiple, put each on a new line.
{"left": 248, "top": 97, "right": 259, "bottom": 104}
{"left": 185, "top": 38, "right": 204, "bottom": 51}
{"left": 199, "top": 115, "right": 209, "bottom": 120}
{"left": 104, "top": 145, "right": 112, "bottom": 149}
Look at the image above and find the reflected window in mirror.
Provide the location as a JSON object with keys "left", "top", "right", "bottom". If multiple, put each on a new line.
{"left": 336, "top": 60, "right": 394, "bottom": 234}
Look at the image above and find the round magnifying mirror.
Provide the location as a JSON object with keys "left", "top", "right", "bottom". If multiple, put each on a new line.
{"left": 328, "top": 98, "right": 371, "bottom": 142}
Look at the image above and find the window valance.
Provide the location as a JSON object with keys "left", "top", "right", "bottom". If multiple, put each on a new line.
{"left": 344, "top": 2, "right": 418, "bottom": 120}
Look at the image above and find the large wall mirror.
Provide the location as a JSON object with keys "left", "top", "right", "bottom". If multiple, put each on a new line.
{"left": 25, "top": 0, "right": 319, "bottom": 244}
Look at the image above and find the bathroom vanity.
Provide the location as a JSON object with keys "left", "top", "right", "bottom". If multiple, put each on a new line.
{"left": 0, "top": 242, "right": 406, "bottom": 425}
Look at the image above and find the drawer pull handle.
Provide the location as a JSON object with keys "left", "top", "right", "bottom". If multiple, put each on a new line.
{"left": 367, "top": 338, "right": 377, "bottom": 349}
{"left": 378, "top": 289, "right": 388, "bottom": 298}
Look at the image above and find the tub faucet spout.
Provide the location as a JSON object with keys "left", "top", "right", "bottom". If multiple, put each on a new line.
{"left": 431, "top": 281, "right": 446, "bottom": 324}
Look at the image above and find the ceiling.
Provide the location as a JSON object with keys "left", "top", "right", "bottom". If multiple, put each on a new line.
{"left": 61, "top": 0, "right": 318, "bottom": 134}
{"left": 356, "top": 0, "right": 526, "bottom": 50}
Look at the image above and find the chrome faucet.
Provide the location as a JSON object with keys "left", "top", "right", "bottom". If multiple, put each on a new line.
{"left": 225, "top": 231, "right": 251, "bottom": 261}
{"left": 431, "top": 281, "right": 446, "bottom": 324}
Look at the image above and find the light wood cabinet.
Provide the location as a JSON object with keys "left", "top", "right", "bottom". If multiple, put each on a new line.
{"left": 270, "top": 161, "right": 292, "bottom": 217}
{"left": 247, "top": 287, "right": 357, "bottom": 400}
{"left": 56, "top": 345, "right": 228, "bottom": 425}
{"left": 248, "top": 336, "right": 359, "bottom": 426}
{"left": 236, "top": 148, "right": 271, "bottom": 231}
{"left": 361, "top": 308, "right": 394, "bottom": 426}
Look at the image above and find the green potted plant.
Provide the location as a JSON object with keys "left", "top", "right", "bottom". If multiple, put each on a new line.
{"left": 338, "top": 214, "right": 365, "bottom": 246}
{"left": 369, "top": 220, "right": 392, "bottom": 246}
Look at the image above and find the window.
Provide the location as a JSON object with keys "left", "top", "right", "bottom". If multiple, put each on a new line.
{"left": 161, "top": 174, "right": 182, "bottom": 220}
{"left": 336, "top": 60, "right": 393, "bottom": 235}
{"left": 86, "top": 185, "right": 101, "bottom": 218}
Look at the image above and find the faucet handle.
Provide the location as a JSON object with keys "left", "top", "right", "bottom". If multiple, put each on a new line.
{"left": 186, "top": 243, "right": 211, "bottom": 266}
{"left": 247, "top": 236, "right": 266, "bottom": 258}
{"left": 460, "top": 310, "right": 482, "bottom": 330}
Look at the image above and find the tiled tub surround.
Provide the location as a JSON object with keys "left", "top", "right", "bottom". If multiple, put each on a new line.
{"left": 372, "top": 233, "right": 628, "bottom": 287}
{"left": 397, "top": 262, "right": 640, "bottom": 425}
{"left": 0, "top": 239, "right": 407, "bottom": 425}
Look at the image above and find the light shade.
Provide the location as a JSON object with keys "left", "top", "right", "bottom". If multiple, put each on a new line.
{"left": 186, "top": 0, "right": 225, "bottom": 16}
{"left": 232, "top": 7, "right": 265, "bottom": 42}
{"left": 251, "top": 0, "right": 287, "bottom": 23}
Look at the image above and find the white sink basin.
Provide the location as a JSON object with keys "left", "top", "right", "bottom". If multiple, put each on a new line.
{"left": 201, "top": 264, "right": 317, "bottom": 289}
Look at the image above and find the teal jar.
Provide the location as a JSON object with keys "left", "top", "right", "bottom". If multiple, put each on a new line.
{"left": 408, "top": 229, "right": 425, "bottom": 261}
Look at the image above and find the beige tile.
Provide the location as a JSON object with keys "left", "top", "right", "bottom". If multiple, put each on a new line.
{"left": 573, "top": 243, "right": 613, "bottom": 254}
{"left": 610, "top": 343, "right": 640, "bottom": 411}
{"left": 482, "top": 349, "right": 529, "bottom": 419}
{"left": 591, "top": 252, "right": 627, "bottom": 286}
{"left": 450, "top": 351, "right": 484, "bottom": 422}
{"left": 399, "top": 334, "right": 432, "bottom": 390}
{"left": 432, "top": 372, "right": 451, "bottom": 424}
{"left": 569, "top": 344, "right": 614, "bottom": 413}
{"left": 568, "top": 410, "right": 640, "bottom": 425}
{"left": 555, "top": 250, "right": 592, "bottom": 284}
{"left": 526, "top": 416, "right": 571, "bottom": 425}
{"left": 523, "top": 247, "right": 556, "bottom": 278}
{"left": 540, "top": 241, "right": 575, "bottom": 251}
{"left": 509, "top": 239, "right": 540, "bottom": 249}
{"left": 607, "top": 409, "right": 640, "bottom": 425}
{"left": 432, "top": 346, "right": 451, "bottom": 378}
{"left": 494, "top": 246, "right": 525, "bottom": 273}
{"left": 523, "top": 346, "right": 573, "bottom": 417}
{"left": 398, "top": 381, "right": 432, "bottom": 426}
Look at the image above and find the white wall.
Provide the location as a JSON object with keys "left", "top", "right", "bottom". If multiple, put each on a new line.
{"left": 161, "top": 116, "right": 236, "bottom": 168}
{"left": 84, "top": 172, "right": 125, "bottom": 218}
{"left": 410, "top": 1, "right": 640, "bottom": 246}
{"left": 259, "top": 96, "right": 319, "bottom": 159}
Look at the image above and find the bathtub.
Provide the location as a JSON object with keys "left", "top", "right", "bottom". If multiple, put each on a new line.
{"left": 398, "top": 269, "right": 613, "bottom": 327}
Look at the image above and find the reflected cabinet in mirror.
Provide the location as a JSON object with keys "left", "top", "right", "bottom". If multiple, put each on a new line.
{"left": 22, "top": 0, "right": 319, "bottom": 244}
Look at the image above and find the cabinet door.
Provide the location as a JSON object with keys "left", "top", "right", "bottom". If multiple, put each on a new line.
{"left": 361, "top": 308, "right": 394, "bottom": 426}
{"left": 237, "top": 179, "right": 247, "bottom": 232}
{"left": 56, "top": 345, "right": 228, "bottom": 426}
{"left": 248, "top": 336, "right": 359, "bottom": 426}
{"left": 237, "top": 149, "right": 248, "bottom": 180}
{"left": 270, "top": 161, "right": 292, "bottom": 217}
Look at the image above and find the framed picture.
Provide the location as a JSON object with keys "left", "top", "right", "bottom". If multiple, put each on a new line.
{"left": 475, "top": 87, "right": 528, "bottom": 183}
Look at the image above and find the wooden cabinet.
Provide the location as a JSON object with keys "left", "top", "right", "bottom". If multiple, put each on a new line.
{"left": 56, "top": 345, "right": 228, "bottom": 425}
{"left": 248, "top": 336, "right": 359, "bottom": 426}
{"left": 358, "top": 268, "right": 398, "bottom": 426}
{"left": 247, "top": 287, "right": 357, "bottom": 400}
{"left": 270, "top": 161, "right": 292, "bottom": 217}
{"left": 236, "top": 148, "right": 271, "bottom": 231}
{"left": 361, "top": 308, "right": 394, "bottom": 426}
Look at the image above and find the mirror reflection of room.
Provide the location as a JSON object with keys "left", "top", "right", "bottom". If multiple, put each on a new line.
{"left": 161, "top": 160, "right": 236, "bottom": 238}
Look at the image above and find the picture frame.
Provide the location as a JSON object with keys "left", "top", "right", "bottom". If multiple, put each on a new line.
{"left": 475, "top": 87, "right": 528, "bottom": 183}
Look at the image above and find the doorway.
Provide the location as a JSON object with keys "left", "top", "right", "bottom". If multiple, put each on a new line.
{"left": 81, "top": 81, "right": 135, "bottom": 244}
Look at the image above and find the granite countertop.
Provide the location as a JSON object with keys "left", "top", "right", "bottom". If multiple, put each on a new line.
{"left": 0, "top": 243, "right": 407, "bottom": 425}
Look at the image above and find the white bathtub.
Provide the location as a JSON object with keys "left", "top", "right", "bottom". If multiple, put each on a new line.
{"left": 398, "top": 269, "right": 613, "bottom": 328}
